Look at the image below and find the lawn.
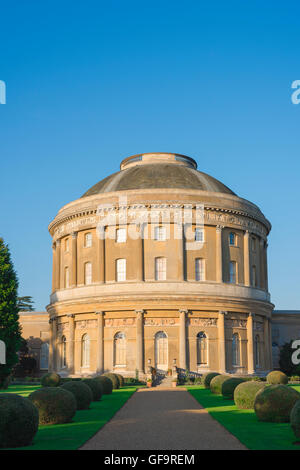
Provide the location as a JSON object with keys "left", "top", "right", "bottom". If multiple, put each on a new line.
{"left": 188, "top": 385, "right": 300, "bottom": 450}
{"left": 1, "top": 385, "right": 136, "bottom": 450}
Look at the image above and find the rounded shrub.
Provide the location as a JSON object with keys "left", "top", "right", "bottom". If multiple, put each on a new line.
{"left": 0, "top": 393, "right": 39, "bottom": 448}
{"left": 41, "top": 372, "right": 61, "bottom": 387}
{"left": 61, "top": 381, "right": 93, "bottom": 410}
{"left": 201, "top": 372, "right": 220, "bottom": 389}
{"left": 266, "top": 370, "right": 288, "bottom": 385}
{"left": 102, "top": 373, "right": 120, "bottom": 389}
{"left": 221, "top": 377, "right": 245, "bottom": 399}
{"left": 254, "top": 384, "right": 300, "bottom": 422}
{"left": 95, "top": 375, "right": 113, "bottom": 394}
{"left": 82, "top": 378, "right": 103, "bottom": 401}
{"left": 234, "top": 381, "right": 266, "bottom": 409}
{"left": 28, "top": 387, "right": 76, "bottom": 425}
{"left": 115, "top": 373, "right": 124, "bottom": 387}
{"left": 290, "top": 400, "right": 300, "bottom": 439}
{"left": 210, "top": 375, "right": 230, "bottom": 394}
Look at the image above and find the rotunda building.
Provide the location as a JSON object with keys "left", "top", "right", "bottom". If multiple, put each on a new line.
{"left": 47, "top": 153, "right": 273, "bottom": 378}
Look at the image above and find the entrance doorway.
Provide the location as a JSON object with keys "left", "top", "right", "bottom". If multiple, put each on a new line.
{"left": 155, "top": 331, "right": 168, "bottom": 372}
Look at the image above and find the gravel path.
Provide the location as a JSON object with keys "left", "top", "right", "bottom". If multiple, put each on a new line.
{"left": 80, "top": 388, "right": 246, "bottom": 450}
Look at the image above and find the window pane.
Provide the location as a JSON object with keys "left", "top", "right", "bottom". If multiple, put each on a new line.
{"left": 229, "top": 261, "right": 236, "bottom": 283}
{"left": 195, "top": 228, "right": 204, "bottom": 242}
{"left": 154, "top": 226, "right": 166, "bottom": 241}
{"left": 85, "top": 233, "right": 92, "bottom": 247}
{"left": 229, "top": 232, "right": 236, "bottom": 245}
{"left": 195, "top": 258, "right": 205, "bottom": 281}
{"left": 85, "top": 262, "right": 92, "bottom": 285}
{"left": 116, "top": 259, "right": 126, "bottom": 281}
{"left": 155, "top": 257, "right": 166, "bottom": 280}
{"left": 197, "top": 332, "right": 207, "bottom": 364}
{"left": 116, "top": 228, "right": 126, "bottom": 243}
{"left": 232, "top": 334, "right": 240, "bottom": 365}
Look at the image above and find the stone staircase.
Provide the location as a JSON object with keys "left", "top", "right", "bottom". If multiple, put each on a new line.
{"left": 154, "top": 374, "right": 174, "bottom": 388}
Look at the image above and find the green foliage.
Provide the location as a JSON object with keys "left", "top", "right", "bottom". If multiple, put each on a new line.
{"left": 13, "top": 339, "right": 37, "bottom": 377}
{"left": 267, "top": 370, "right": 288, "bottom": 385}
{"left": 210, "top": 374, "right": 230, "bottom": 394}
{"left": 279, "top": 341, "right": 300, "bottom": 376}
{"left": 234, "top": 381, "right": 266, "bottom": 409}
{"left": 28, "top": 387, "right": 76, "bottom": 425}
{"left": 290, "top": 399, "right": 300, "bottom": 439}
{"left": 82, "top": 378, "right": 103, "bottom": 401}
{"left": 254, "top": 384, "right": 300, "bottom": 422}
{"left": 221, "top": 377, "right": 245, "bottom": 399}
{"left": 95, "top": 375, "right": 113, "bottom": 394}
{"left": 290, "top": 376, "right": 300, "bottom": 382}
{"left": 115, "top": 373, "right": 124, "bottom": 387}
{"left": 102, "top": 373, "right": 120, "bottom": 389}
{"left": 201, "top": 372, "right": 220, "bottom": 388}
{"left": 41, "top": 372, "right": 61, "bottom": 387}
{"left": 17, "top": 296, "right": 35, "bottom": 312}
{"left": 0, "top": 393, "right": 39, "bottom": 448}
{"left": 61, "top": 381, "right": 92, "bottom": 410}
{"left": 0, "top": 238, "right": 22, "bottom": 388}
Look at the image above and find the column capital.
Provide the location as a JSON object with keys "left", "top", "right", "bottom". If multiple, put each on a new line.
{"left": 179, "top": 308, "right": 188, "bottom": 315}
{"left": 248, "top": 312, "right": 255, "bottom": 318}
{"left": 71, "top": 231, "right": 78, "bottom": 239}
{"left": 244, "top": 229, "right": 250, "bottom": 236}
{"left": 56, "top": 239, "right": 61, "bottom": 247}
{"left": 67, "top": 314, "right": 75, "bottom": 319}
{"left": 219, "top": 310, "right": 228, "bottom": 316}
{"left": 216, "top": 225, "right": 224, "bottom": 232}
{"left": 135, "top": 309, "right": 145, "bottom": 317}
{"left": 95, "top": 310, "right": 104, "bottom": 316}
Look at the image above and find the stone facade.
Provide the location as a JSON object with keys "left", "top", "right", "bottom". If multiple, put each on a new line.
{"left": 46, "top": 153, "right": 274, "bottom": 378}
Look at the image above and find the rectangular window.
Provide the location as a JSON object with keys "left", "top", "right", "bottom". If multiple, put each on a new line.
{"left": 229, "top": 232, "right": 236, "bottom": 246}
{"left": 116, "top": 259, "right": 126, "bottom": 282}
{"left": 155, "top": 257, "right": 166, "bottom": 280}
{"left": 252, "top": 265, "right": 256, "bottom": 287}
{"left": 229, "top": 261, "right": 237, "bottom": 283}
{"left": 85, "top": 262, "right": 92, "bottom": 285}
{"left": 195, "top": 258, "right": 205, "bottom": 281}
{"left": 195, "top": 228, "right": 204, "bottom": 242}
{"left": 84, "top": 233, "right": 92, "bottom": 248}
{"left": 116, "top": 228, "right": 126, "bottom": 243}
{"left": 154, "top": 226, "right": 166, "bottom": 241}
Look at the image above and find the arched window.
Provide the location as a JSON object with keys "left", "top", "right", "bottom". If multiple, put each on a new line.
{"left": 84, "top": 262, "right": 92, "bottom": 285}
{"left": 197, "top": 332, "right": 207, "bottom": 365}
{"left": 195, "top": 258, "right": 205, "bottom": 281}
{"left": 64, "top": 267, "right": 70, "bottom": 288}
{"left": 155, "top": 257, "right": 166, "bottom": 280}
{"left": 40, "top": 342, "right": 49, "bottom": 370}
{"left": 81, "top": 334, "right": 90, "bottom": 367}
{"left": 84, "top": 232, "right": 92, "bottom": 248}
{"left": 154, "top": 226, "right": 166, "bottom": 241}
{"left": 229, "top": 232, "right": 236, "bottom": 246}
{"left": 232, "top": 333, "right": 240, "bottom": 366}
{"left": 155, "top": 331, "right": 168, "bottom": 370}
{"left": 61, "top": 336, "right": 67, "bottom": 368}
{"left": 116, "top": 258, "right": 126, "bottom": 282}
{"left": 255, "top": 335, "right": 260, "bottom": 368}
{"left": 114, "top": 332, "right": 126, "bottom": 366}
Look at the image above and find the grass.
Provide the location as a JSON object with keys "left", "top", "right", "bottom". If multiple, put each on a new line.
{"left": 1, "top": 385, "right": 136, "bottom": 450}
{"left": 187, "top": 385, "right": 300, "bottom": 450}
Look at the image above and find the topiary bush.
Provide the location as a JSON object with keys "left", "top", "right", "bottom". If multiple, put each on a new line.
{"left": 82, "top": 378, "right": 103, "bottom": 401}
{"left": 61, "top": 381, "right": 93, "bottom": 410}
{"left": 94, "top": 375, "right": 113, "bottom": 394}
{"left": 290, "top": 399, "right": 300, "bottom": 439}
{"left": 41, "top": 372, "right": 61, "bottom": 387}
{"left": 210, "top": 375, "right": 230, "bottom": 394}
{"left": 28, "top": 387, "right": 76, "bottom": 425}
{"left": 221, "top": 377, "right": 245, "bottom": 399}
{"left": 0, "top": 393, "right": 39, "bottom": 448}
{"left": 115, "top": 373, "right": 124, "bottom": 387}
{"left": 267, "top": 370, "right": 289, "bottom": 385}
{"left": 102, "top": 373, "right": 120, "bottom": 389}
{"left": 201, "top": 372, "right": 220, "bottom": 389}
{"left": 254, "top": 384, "right": 300, "bottom": 422}
{"left": 234, "top": 381, "right": 266, "bottom": 409}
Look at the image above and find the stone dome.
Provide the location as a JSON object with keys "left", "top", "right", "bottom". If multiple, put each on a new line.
{"left": 81, "top": 153, "right": 236, "bottom": 197}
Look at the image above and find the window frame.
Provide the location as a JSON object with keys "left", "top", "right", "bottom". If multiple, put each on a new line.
{"left": 195, "top": 258, "right": 205, "bottom": 281}
{"left": 116, "top": 258, "right": 126, "bottom": 282}
{"left": 84, "top": 232, "right": 92, "bottom": 248}
{"left": 155, "top": 256, "right": 167, "bottom": 281}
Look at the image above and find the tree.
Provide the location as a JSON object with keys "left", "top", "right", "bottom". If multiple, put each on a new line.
{"left": 0, "top": 238, "right": 22, "bottom": 388}
{"left": 17, "top": 296, "right": 35, "bottom": 312}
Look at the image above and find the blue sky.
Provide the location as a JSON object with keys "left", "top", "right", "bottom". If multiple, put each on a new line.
{"left": 0, "top": 0, "right": 299, "bottom": 310}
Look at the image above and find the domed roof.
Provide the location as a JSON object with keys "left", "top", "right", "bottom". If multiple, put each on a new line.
{"left": 81, "top": 153, "right": 236, "bottom": 198}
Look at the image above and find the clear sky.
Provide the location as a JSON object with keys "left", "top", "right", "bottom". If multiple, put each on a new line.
{"left": 0, "top": 1, "right": 299, "bottom": 310}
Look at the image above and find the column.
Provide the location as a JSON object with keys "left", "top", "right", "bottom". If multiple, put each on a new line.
{"left": 264, "top": 316, "right": 270, "bottom": 370}
{"left": 259, "top": 238, "right": 265, "bottom": 290}
{"left": 268, "top": 318, "right": 273, "bottom": 370}
{"left": 96, "top": 311, "right": 104, "bottom": 373}
{"left": 71, "top": 232, "right": 77, "bottom": 287}
{"left": 216, "top": 225, "right": 223, "bottom": 283}
{"left": 265, "top": 242, "right": 269, "bottom": 292}
{"left": 244, "top": 230, "right": 250, "bottom": 286}
{"left": 52, "top": 244, "right": 56, "bottom": 292}
{"left": 67, "top": 314, "right": 75, "bottom": 374}
{"left": 135, "top": 310, "right": 144, "bottom": 373}
{"left": 179, "top": 309, "right": 187, "bottom": 370}
{"left": 247, "top": 313, "right": 255, "bottom": 374}
{"left": 56, "top": 239, "right": 61, "bottom": 290}
{"left": 48, "top": 318, "right": 53, "bottom": 371}
{"left": 52, "top": 317, "right": 57, "bottom": 372}
{"left": 98, "top": 234, "right": 105, "bottom": 283}
{"left": 218, "top": 311, "right": 227, "bottom": 373}
{"left": 135, "top": 225, "right": 144, "bottom": 281}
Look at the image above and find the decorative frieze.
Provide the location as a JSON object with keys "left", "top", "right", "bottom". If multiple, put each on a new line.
{"left": 105, "top": 318, "right": 136, "bottom": 327}
{"left": 144, "top": 318, "right": 179, "bottom": 327}
{"left": 225, "top": 319, "right": 247, "bottom": 329}
{"left": 188, "top": 318, "right": 218, "bottom": 327}
{"left": 57, "top": 322, "right": 69, "bottom": 333}
{"left": 254, "top": 321, "right": 263, "bottom": 331}
{"left": 76, "top": 320, "right": 97, "bottom": 329}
